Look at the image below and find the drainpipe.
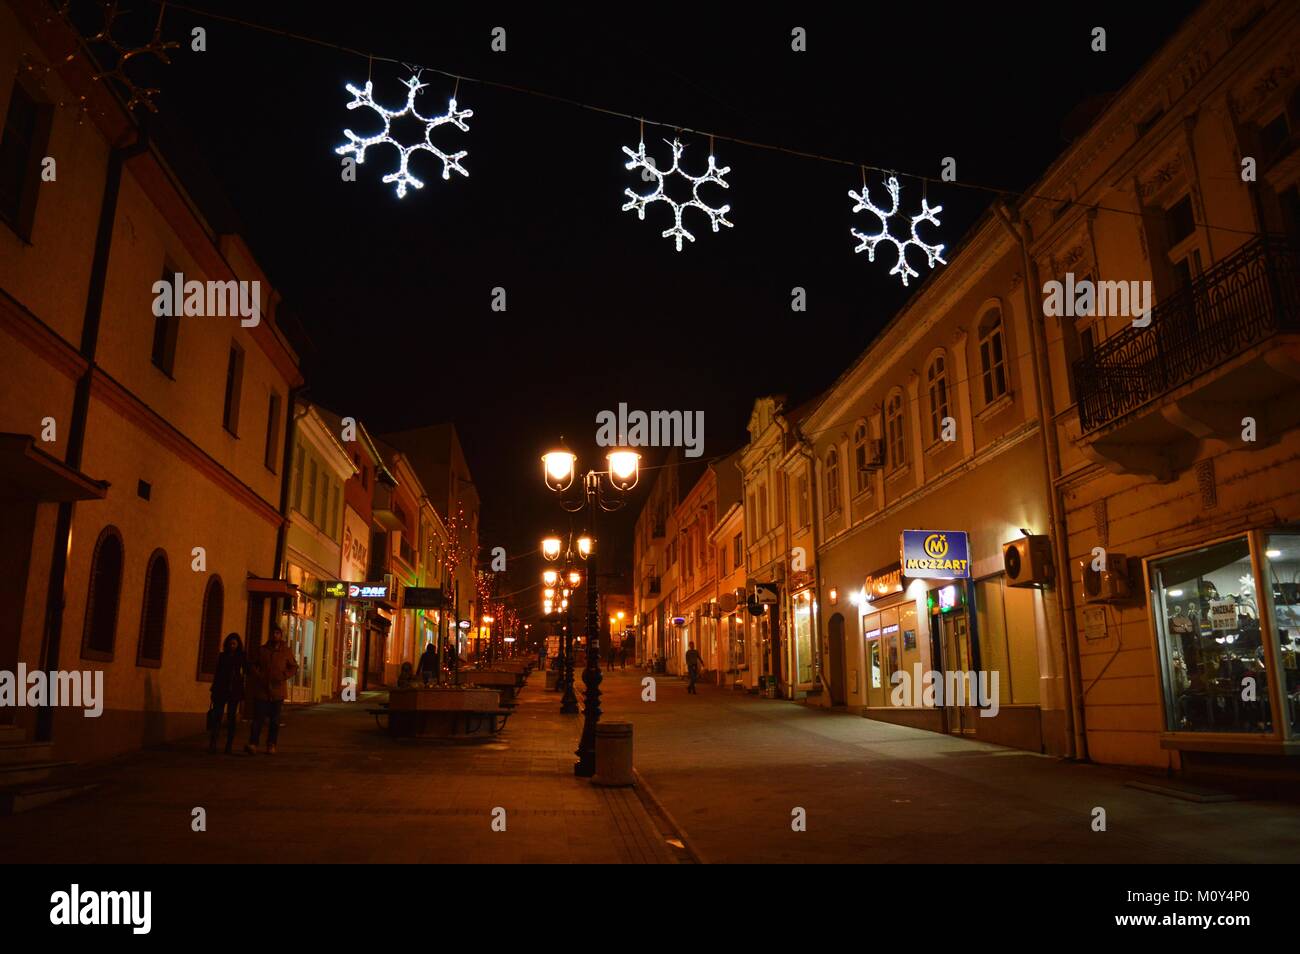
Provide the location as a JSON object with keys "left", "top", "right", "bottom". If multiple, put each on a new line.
{"left": 268, "top": 386, "right": 308, "bottom": 651}
{"left": 35, "top": 125, "right": 151, "bottom": 743}
{"left": 994, "top": 201, "right": 1088, "bottom": 762}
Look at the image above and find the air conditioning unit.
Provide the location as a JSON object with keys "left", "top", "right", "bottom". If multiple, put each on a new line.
{"left": 1003, "top": 535, "right": 1054, "bottom": 587}
{"left": 1078, "top": 553, "right": 1132, "bottom": 604}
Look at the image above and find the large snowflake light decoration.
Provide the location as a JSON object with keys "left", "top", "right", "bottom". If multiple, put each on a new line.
{"left": 848, "top": 175, "right": 946, "bottom": 286}
{"left": 335, "top": 73, "right": 472, "bottom": 198}
{"left": 622, "top": 139, "right": 733, "bottom": 251}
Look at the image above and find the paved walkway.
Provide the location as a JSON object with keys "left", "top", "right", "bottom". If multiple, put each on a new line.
{"left": 0, "top": 677, "right": 678, "bottom": 864}
{"left": 599, "top": 668, "right": 1300, "bottom": 863}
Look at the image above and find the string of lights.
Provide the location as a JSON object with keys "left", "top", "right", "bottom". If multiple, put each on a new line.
{"left": 128, "top": 0, "right": 1275, "bottom": 242}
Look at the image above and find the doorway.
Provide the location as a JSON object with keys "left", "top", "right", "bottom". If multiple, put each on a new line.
{"left": 827, "top": 613, "right": 846, "bottom": 705}
{"left": 938, "top": 611, "right": 976, "bottom": 735}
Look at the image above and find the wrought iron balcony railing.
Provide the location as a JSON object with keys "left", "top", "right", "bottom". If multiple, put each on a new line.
{"left": 1073, "top": 236, "right": 1300, "bottom": 434}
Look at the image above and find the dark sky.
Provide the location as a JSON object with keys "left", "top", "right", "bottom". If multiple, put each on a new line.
{"left": 98, "top": 1, "right": 1198, "bottom": 615}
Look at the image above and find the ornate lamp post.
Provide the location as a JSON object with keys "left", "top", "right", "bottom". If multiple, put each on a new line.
{"left": 541, "top": 445, "right": 640, "bottom": 777}
{"left": 541, "top": 537, "right": 585, "bottom": 714}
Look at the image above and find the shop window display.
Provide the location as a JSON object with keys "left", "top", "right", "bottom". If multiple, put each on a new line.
{"left": 1264, "top": 533, "right": 1300, "bottom": 733}
{"left": 1151, "top": 537, "right": 1268, "bottom": 734}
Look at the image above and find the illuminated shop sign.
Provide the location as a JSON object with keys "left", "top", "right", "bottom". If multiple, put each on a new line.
{"left": 900, "top": 530, "right": 970, "bottom": 579}
{"left": 927, "top": 583, "right": 967, "bottom": 615}
{"left": 863, "top": 563, "right": 905, "bottom": 599}
{"left": 327, "top": 581, "right": 390, "bottom": 600}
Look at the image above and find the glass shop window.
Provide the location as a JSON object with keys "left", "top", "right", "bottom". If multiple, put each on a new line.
{"left": 1263, "top": 533, "right": 1300, "bottom": 735}
{"left": 1150, "top": 537, "right": 1269, "bottom": 734}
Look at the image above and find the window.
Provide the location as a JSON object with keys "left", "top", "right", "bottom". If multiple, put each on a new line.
{"left": 197, "top": 576, "right": 224, "bottom": 678}
{"left": 825, "top": 448, "right": 841, "bottom": 514}
{"left": 796, "top": 474, "right": 810, "bottom": 528}
{"left": 306, "top": 457, "right": 318, "bottom": 523}
{"left": 978, "top": 308, "right": 1008, "bottom": 404}
{"left": 0, "top": 78, "right": 51, "bottom": 239}
{"left": 264, "top": 392, "right": 282, "bottom": 472}
{"left": 886, "top": 390, "right": 906, "bottom": 470}
{"left": 733, "top": 533, "right": 743, "bottom": 568}
{"left": 853, "top": 423, "right": 870, "bottom": 493}
{"left": 151, "top": 265, "right": 180, "bottom": 376}
{"left": 926, "top": 352, "right": 949, "bottom": 444}
{"left": 292, "top": 444, "right": 305, "bottom": 511}
{"left": 331, "top": 485, "right": 340, "bottom": 537}
{"left": 1150, "top": 537, "right": 1266, "bottom": 734}
{"left": 746, "top": 492, "right": 756, "bottom": 539}
{"left": 137, "top": 550, "right": 169, "bottom": 667}
{"left": 81, "top": 526, "right": 124, "bottom": 660}
{"left": 1263, "top": 533, "right": 1300, "bottom": 735}
{"left": 758, "top": 484, "right": 768, "bottom": 536}
{"left": 1164, "top": 194, "right": 1197, "bottom": 248}
{"left": 222, "top": 342, "right": 245, "bottom": 435}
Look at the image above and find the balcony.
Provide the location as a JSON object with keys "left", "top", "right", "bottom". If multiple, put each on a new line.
{"left": 1073, "top": 236, "right": 1300, "bottom": 479}
{"left": 371, "top": 479, "right": 404, "bottom": 530}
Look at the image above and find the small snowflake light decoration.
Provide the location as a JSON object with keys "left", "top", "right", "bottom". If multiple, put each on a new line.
{"left": 335, "top": 72, "right": 472, "bottom": 198}
{"left": 848, "top": 174, "right": 946, "bottom": 286}
{"left": 622, "top": 138, "right": 732, "bottom": 251}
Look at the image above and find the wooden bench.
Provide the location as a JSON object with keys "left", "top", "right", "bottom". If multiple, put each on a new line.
{"left": 367, "top": 706, "right": 511, "bottom": 738}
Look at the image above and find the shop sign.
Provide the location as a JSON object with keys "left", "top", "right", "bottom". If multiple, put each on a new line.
{"left": 901, "top": 530, "right": 970, "bottom": 579}
{"left": 327, "top": 579, "right": 387, "bottom": 600}
{"left": 754, "top": 582, "right": 779, "bottom": 605}
{"left": 863, "top": 563, "right": 905, "bottom": 599}
{"left": 1208, "top": 599, "right": 1239, "bottom": 631}
{"left": 341, "top": 507, "right": 370, "bottom": 582}
{"left": 403, "top": 587, "right": 445, "bottom": 609}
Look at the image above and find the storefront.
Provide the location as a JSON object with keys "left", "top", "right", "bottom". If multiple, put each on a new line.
{"left": 280, "top": 573, "right": 321, "bottom": 704}
{"left": 1148, "top": 529, "right": 1300, "bottom": 760}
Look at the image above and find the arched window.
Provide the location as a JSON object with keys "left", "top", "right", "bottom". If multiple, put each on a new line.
{"left": 852, "top": 422, "right": 871, "bottom": 494}
{"left": 82, "top": 527, "right": 124, "bottom": 659}
{"left": 197, "top": 576, "right": 224, "bottom": 678}
{"left": 926, "top": 352, "right": 949, "bottom": 443}
{"left": 136, "top": 550, "right": 169, "bottom": 667}
{"left": 825, "top": 448, "right": 842, "bottom": 514}
{"left": 978, "top": 306, "right": 1008, "bottom": 404}
{"left": 885, "top": 390, "right": 906, "bottom": 471}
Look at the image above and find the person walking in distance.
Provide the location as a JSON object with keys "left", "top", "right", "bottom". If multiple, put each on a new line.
{"left": 209, "top": 633, "right": 246, "bottom": 754}
{"left": 246, "top": 626, "right": 297, "bottom": 755}
{"left": 417, "top": 640, "right": 438, "bottom": 687}
{"left": 685, "top": 642, "right": 703, "bottom": 695}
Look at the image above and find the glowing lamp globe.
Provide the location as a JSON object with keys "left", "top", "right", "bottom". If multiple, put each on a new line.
{"left": 542, "top": 450, "right": 577, "bottom": 492}
{"left": 576, "top": 534, "right": 593, "bottom": 559}
{"left": 607, "top": 450, "right": 641, "bottom": 491}
{"left": 542, "top": 569, "right": 558, "bottom": 587}
{"left": 542, "top": 536, "right": 563, "bottom": 562}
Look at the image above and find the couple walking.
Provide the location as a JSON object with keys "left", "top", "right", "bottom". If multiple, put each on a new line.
{"left": 208, "top": 627, "right": 299, "bottom": 754}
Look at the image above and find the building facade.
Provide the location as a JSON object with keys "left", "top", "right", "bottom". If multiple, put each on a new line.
{"left": 0, "top": 0, "right": 302, "bottom": 760}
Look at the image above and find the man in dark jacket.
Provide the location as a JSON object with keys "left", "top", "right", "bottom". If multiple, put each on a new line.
{"left": 246, "top": 627, "right": 297, "bottom": 755}
{"left": 418, "top": 641, "right": 438, "bottom": 686}
{"left": 210, "top": 633, "right": 246, "bottom": 754}
{"left": 685, "top": 642, "right": 703, "bottom": 695}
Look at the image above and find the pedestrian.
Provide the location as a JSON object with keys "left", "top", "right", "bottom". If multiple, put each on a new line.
{"left": 208, "top": 633, "right": 245, "bottom": 754}
{"left": 618, "top": 646, "right": 627, "bottom": 670}
{"left": 245, "top": 626, "right": 297, "bottom": 755}
{"left": 685, "top": 642, "right": 703, "bottom": 695}
{"left": 417, "top": 640, "right": 438, "bottom": 686}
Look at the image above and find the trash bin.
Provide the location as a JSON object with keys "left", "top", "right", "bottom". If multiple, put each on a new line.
{"left": 592, "top": 721, "right": 634, "bottom": 787}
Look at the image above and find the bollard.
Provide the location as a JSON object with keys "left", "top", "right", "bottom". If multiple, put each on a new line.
{"left": 591, "top": 721, "right": 634, "bottom": 787}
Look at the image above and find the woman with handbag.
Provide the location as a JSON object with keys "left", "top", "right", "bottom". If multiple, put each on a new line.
{"left": 209, "top": 633, "right": 247, "bottom": 754}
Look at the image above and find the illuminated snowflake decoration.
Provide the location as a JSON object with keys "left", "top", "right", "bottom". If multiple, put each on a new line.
{"left": 335, "top": 73, "right": 472, "bottom": 198}
{"left": 849, "top": 175, "right": 946, "bottom": 286}
{"left": 622, "top": 139, "right": 732, "bottom": 251}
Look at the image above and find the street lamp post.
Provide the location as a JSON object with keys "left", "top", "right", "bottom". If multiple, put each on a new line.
{"left": 542, "top": 541, "right": 583, "bottom": 714}
{"left": 541, "top": 446, "right": 639, "bottom": 778}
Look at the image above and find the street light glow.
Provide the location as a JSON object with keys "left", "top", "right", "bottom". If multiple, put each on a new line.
{"left": 607, "top": 449, "right": 640, "bottom": 491}
{"left": 542, "top": 536, "right": 562, "bottom": 561}
{"left": 542, "top": 449, "right": 577, "bottom": 492}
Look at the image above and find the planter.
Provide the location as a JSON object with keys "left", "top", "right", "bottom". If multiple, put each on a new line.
{"left": 388, "top": 687, "right": 501, "bottom": 711}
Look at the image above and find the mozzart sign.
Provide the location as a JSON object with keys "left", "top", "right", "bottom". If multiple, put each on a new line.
{"left": 900, "top": 530, "right": 971, "bottom": 579}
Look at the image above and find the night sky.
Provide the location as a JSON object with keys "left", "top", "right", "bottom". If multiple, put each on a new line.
{"left": 103, "top": 2, "right": 1199, "bottom": 598}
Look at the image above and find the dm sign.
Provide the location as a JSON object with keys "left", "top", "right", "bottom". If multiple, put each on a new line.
{"left": 900, "top": 530, "right": 971, "bottom": 580}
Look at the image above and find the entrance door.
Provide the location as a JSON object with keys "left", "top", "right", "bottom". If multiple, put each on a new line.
{"left": 939, "top": 612, "right": 975, "bottom": 735}
{"left": 827, "top": 613, "right": 846, "bottom": 706}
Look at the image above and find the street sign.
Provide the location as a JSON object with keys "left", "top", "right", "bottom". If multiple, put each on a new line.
{"left": 324, "top": 580, "right": 390, "bottom": 600}
{"left": 754, "top": 582, "right": 779, "bottom": 605}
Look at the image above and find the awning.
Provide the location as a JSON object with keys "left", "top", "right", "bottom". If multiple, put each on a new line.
{"left": 246, "top": 577, "right": 298, "bottom": 596}
{"left": 0, "top": 433, "right": 108, "bottom": 502}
